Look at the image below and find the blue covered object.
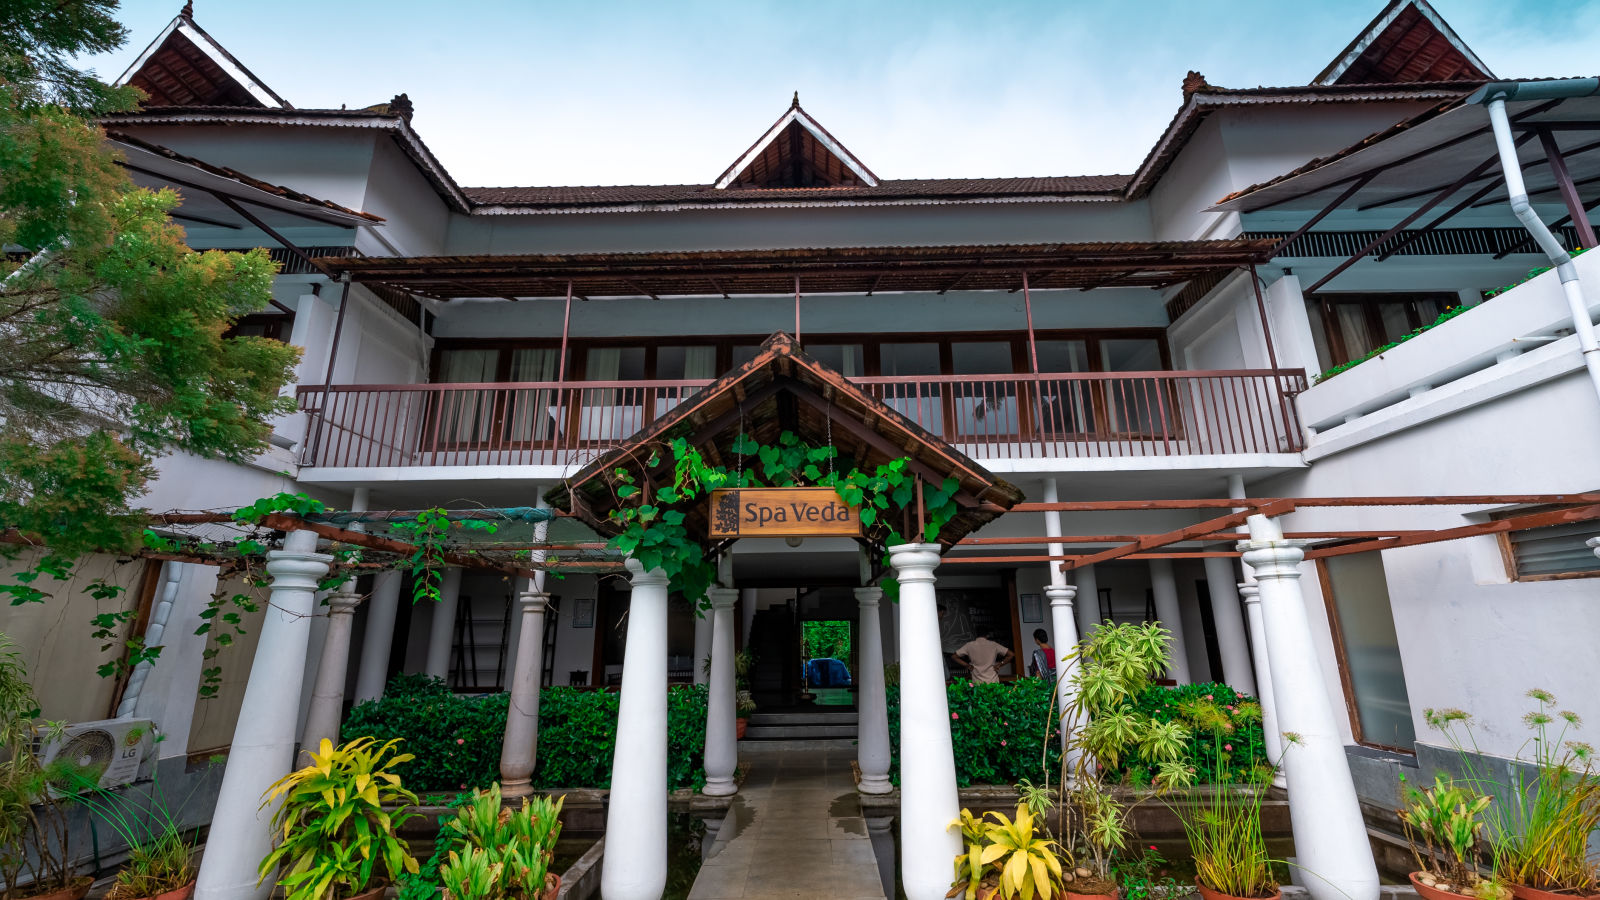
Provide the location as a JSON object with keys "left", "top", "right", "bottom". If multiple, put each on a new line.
{"left": 805, "top": 657, "right": 852, "bottom": 687}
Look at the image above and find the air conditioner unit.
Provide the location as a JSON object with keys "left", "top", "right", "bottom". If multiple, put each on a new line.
{"left": 36, "top": 718, "right": 157, "bottom": 794}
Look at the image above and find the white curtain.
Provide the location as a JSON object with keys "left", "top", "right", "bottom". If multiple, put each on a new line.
{"left": 579, "top": 348, "right": 638, "bottom": 440}
{"left": 438, "top": 350, "right": 498, "bottom": 442}
{"left": 509, "top": 349, "right": 560, "bottom": 440}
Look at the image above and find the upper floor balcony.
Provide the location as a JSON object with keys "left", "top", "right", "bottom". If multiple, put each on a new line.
{"left": 294, "top": 367, "right": 1306, "bottom": 472}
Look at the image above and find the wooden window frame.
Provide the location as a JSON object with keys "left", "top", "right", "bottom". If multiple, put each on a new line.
{"left": 1494, "top": 513, "right": 1600, "bottom": 583}
{"left": 1310, "top": 292, "right": 1458, "bottom": 367}
{"left": 1315, "top": 558, "right": 1416, "bottom": 755}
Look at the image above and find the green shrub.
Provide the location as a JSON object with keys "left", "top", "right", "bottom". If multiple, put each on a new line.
{"left": 343, "top": 675, "right": 708, "bottom": 793}
{"left": 1126, "top": 682, "right": 1266, "bottom": 785}
{"left": 883, "top": 678, "right": 1264, "bottom": 788}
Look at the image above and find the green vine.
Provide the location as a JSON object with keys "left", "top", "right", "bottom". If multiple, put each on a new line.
{"left": 601, "top": 431, "right": 963, "bottom": 602}
{"left": 389, "top": 509, "right": 497, "bottom": 604}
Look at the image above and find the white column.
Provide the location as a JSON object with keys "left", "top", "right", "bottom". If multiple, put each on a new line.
{"left": 1240, "top": 582, "right": 1285, "bottom": 785}
{"left": 1240, "top": 515, "right": 1377, "bottom": 900}
{"left": 855, "top": 586, "right": 893, "bottom": 794}
{"left": 693, "top": 603, "right": 713, "bottom": 687}
{"left": 702, "top": 587, "right": 739, "bottom": 796}
{"left": 425, "top": 567, "right": 462, "bottom": 680}
{"left": 1044, "top": 585, "right": 1083, "bottom": 774}
{"left": 601, "top": 560, "right": 670, "bottom": 900}
{"left": 195, "top": 530, "right": 330, "bottom": 900}
{"left": 1073, "top": 564, "right": 1101, "bottom": 637}
{"left": 890, "top": 543, "right": 961, "bottom": 900}
{"left": 300, "top": 587, "right": 360, "bottom": 756}
{"left": 1203, "top": 556, "right": 1256, "bottom": 695}
{"left": 500, "top": 590, "right": 550, "bottom": 798}
{"left": 740, "top": 587, "right": 758, "bottom": 642}
{"left": 1147, "top": 558, "right": 1192, "bottom": 684}
{"left": 353, "top": 569, "right": 402, "bottom": 703}
{"left": 1588, "top": 536, "right": 1600, "bottom": 559}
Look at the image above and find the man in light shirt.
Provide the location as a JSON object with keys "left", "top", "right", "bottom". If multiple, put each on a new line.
{"left": 952, "top": 631, "right": 1014, "bottom": 684}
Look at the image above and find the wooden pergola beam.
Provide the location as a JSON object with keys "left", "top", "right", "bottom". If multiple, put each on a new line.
{"left": 1304, "top": 503, "right": 1600, "bottom": 560}
{"left": 1014, "top": 494, "right": 1600, "bottom": 512}
{"left": 1058, "top": 499, "right": 1297, "bottom": 572}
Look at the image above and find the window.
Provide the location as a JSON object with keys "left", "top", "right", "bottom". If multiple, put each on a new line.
{"left": 226, "top": 314, "right": 291, "bottom": 342}
{"left": 1307, "top": 292, "right": 1457, "bottom": 369}
{"left": 1502, "top": 520, "right": 1600, "bottom": 580}
{"left": 1318, "top": 554, "right": 1416, "bottom": 750}
{"left": 805, "top": 344, "right": 864, "bottom": 377}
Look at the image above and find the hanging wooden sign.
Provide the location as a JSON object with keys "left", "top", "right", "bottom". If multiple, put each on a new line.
{"left": 708, "top": 487, "right": 862, "bottom": 538}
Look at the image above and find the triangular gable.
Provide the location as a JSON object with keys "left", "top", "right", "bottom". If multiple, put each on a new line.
{"left": 714, "top": 94, "right": 879, "bottom": 189}
{"left": 546, "top": 333, "right": 1020, "bottom": 546}
{"left": 1313, "top": 0, "right": 1493, "bottom": 86}
{"left": 116, "top": 3, "right": 289, "bottom": 108}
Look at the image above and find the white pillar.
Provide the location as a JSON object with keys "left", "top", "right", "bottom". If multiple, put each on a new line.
{"left": 855, "top": 586, "right": 893, "bottom": 794}
{"left": 693, "top": 603, "right": 713, "bottom": 687}
{"left": 300, "top": 587, "right": 360, "bottom": 756}
{"left": 1044, "top": 585, "right": 1083, "bottom": 773}
{"left": 195, "top": 530, "right": 330, "bottom": 900}
{"left": 1073, "top": 564, "right": 1101, "bottom": 637}
{"left": 890, "top": 543, "right": 961, "bottom": 900}
{"left": 1240, "top": 515, "right": 1377, "bottom": 900}
{"left": 702, "top": 587, "right": 739, "bottom": 796}
{"left": 1203, "top": 556, "right": 1256, "bottom": 695}
{"left": 353, "top": 569, "right": 402, "bottom": 703}
{"left": 1147, "top": 558, "right": 1192, "bottom": 684}
{"left": 425, "top": 568, "right": 462, "bottom": 680}
{"left": 1240, "top": 582, "right": 1285, "bottom": 786}
{"left": 500, "top": 590, "right": 550, "bottom": 798}
{"left": 601, "top": 560, "right": 670, "bottom": 900}
{"left": 1588, "top": 536, "right": 1600, "bottom": 559}
{"left": 740, "top": 587, "right": 758, "bottom": 642}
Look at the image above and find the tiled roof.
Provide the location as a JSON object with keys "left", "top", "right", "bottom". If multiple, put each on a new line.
{"left": 465, "top": 176, "right": 1131, "bottom": 210}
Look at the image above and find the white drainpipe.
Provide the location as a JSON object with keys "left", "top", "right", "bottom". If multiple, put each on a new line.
{"left": 1472, "top": 79, "right": 1600, "bottom": 406}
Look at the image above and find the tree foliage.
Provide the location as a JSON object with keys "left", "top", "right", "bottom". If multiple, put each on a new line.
{"left": 0, "top": 1, "right": 300, "bottom": 563}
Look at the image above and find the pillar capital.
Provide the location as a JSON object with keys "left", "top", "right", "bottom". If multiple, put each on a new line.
{"left": 326, "top": 590, "right": 361, "bottom": 614}
{"left": 1044, "top": 584, "right": 1077, "bottom": 608}
{"left": 516, "top": 590, "right": 551, "bottom": 613}
{"left": 707, "top": 587, "right": 739, "bottom": 609}
{"left": 1588, "top": 536, "right": 1600, "bottom": 559}
{"left": 853, "top": 585, "right": 884, "bottom": 607}
{"left": 1238, "top": 540, "right": 1308, "bottom": 578}
{"left": 265, "top": 531, "right": 331, "bottom": 589}
{"left": 886, "top": 542, "right": 941, "bottom": 584}
{"left": 1237, "top": 581, "right": 1261, "bottom": 603}
{"left": 625, "top": 557, "right": 670, "bottom": 586}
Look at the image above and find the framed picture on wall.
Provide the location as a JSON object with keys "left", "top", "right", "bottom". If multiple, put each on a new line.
{"left": 1019, "top": 593, "right": 1043, "bottom": 623}
{"left": 573, "top": 597, "right": 595, "bottom": 628}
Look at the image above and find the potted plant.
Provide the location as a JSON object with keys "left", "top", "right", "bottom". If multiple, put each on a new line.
{"left": 0, "top": 635, "right": 91, "bottom": 900}
{"left": 63, "top": 759, "right": 215, "bottom": 900}
{"left": 1399, "top": 773, "right": 1508, "bottom": 900}
{"left": 1426, "top": 693, "right": 1600, "bottom": 900}
{"left": 1057, "top": 622, "right": 1194, "bottom": 899}
{"left": 735, "top": 649, "right": 756, "bottom": 738}
{"left": 430, "top": 783, "right": 565, "bottom": 900}
{"left": 257, "top": 737, "right": 420, "bottom": 900}
{"left": 1170, "top": 698, "right": 1280, "bottom": 900}
{"left": 947, "top": 803, "right": 1066, "bottom": 900}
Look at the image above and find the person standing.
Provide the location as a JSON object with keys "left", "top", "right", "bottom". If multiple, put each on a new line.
{"left": 1028, "top": 628, "right": 1056, "bottom": 681}
{"left": 952, "top": 631, "right": 1013, "bottom": 684}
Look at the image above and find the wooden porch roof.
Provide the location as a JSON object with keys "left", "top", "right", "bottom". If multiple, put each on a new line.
{"left": 544, "top": 332, "right": 1024, "bottom": 547}
{"left": 317, "top": 238, "right": 1275, "bottom": 300}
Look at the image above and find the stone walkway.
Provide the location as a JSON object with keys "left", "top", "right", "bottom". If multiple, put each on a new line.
{"left": 688, "top": 745, "right": 888, "bottom": 900}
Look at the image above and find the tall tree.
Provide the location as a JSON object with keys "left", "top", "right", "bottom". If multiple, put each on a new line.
{"left": 0, "top": 1, "right": 300, "bottom": 567}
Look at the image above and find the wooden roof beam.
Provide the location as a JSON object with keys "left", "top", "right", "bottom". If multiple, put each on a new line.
{"left": 1058, "top": 499, "right": 1296, "bottom": 572}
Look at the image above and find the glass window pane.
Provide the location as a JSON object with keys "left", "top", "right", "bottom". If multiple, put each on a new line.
{"left": 950, "top": 342, "right": 1014, "bottom": 375}
{"left": 1324, "top": 554, "right": 1417, "bottom": 748}
{"left": 439, "top": 349, "right": 499, "bottom": 383}
{"left": 731, "top": 345, "right": 760, "bottom": 368}
{"left": 585, "top": 347, "right": 646, "bottom": 380}
{"left": 1036, "top": 340, "right": 1088, "bottom": 373}
{"left": 806, "top": 344, "right": 864, "bottom": 377}
{"left": 880, "top": 343, "right": 941, "bottom": 376}
{"left": 656, "top": 346, "right": 717, "bottom": 380}
{"left": 1099, "top": 338, "right": 1163, "bottom": 372}
{"left": 1378, "top": 303, "right": 1412, "bottom": 344}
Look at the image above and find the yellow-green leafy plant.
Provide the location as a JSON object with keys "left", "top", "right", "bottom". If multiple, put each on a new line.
{"left": 1057, "top": 622, "right": 1194, "bottom": 893}
{"left": 257, "top": 737, "right": 420, "bottom": 900}
{"left": 1171, "top": 698, "right": 1278, "bottom": 898}
{"left": 1425, "top": 694, "right": 1600, "bottom": 893}
{"left": 946, "top": 803, "right": 1066, "bottom": 900}
{"left": 1399, "top": 773, "right": 1506, "bottom": 899}
{"left": 431, "top": 783, "right": 565, "bottom": 900}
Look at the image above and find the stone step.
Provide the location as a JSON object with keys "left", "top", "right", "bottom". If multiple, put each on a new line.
{"left": 743, "top": 723, "right": 858, "bottom": 739}
{"left": 747, "top": 711, "right": 858, "bottom": 726}
{"left": 737, "top": 737, "right": 857, "bottom": 752}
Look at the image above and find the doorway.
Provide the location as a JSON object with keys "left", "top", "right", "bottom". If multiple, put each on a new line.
{"left": 802, "top": 619, "right": 854, "bottom": 706}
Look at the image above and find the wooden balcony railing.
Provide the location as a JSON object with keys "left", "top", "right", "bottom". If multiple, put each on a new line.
{"left": 294, "top": 370, "right": 1307, "bottom": 469}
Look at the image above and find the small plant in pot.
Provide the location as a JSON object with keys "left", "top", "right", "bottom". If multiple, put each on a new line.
{"left": 947, "top": 803, "right": 1065, "bottom": 900}
{"left": 0, "top": 635, "right": 90, "bottom": 900}
{"left": 1399, "top": 773, "right": 1508, "bottom": 900}
{"left": 1057, "top": 622, "right": 1194, "bottom": 899}
{"left": 1170, "top": 698, "right": 1280, "bottom": 900}
{"left": 431, "top": 782, "right": 565, "bottom": 900}
{"left": 63, "top": 758, "right": 217, "bottom": 900}
{"left": 257, "top": 737, "right": 420, "bottom": 900}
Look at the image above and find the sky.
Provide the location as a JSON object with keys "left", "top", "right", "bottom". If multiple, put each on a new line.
{"left": 78, "top": 0, "right": 1600, "bottom": 188}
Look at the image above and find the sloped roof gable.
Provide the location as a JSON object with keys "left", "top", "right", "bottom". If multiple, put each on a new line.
{"left": 715, "top": 94, "right": 879, "bottom": 189}
{"left": 1313, "top": 0, "right": 1493, "bottom": 86}
{"left": 116, "top": 4, "right": 289, "bottom": 108}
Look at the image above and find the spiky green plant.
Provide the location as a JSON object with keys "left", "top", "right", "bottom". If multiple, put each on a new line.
{"left": 1172, "top": 698, "right": 1278, "bottom": 898}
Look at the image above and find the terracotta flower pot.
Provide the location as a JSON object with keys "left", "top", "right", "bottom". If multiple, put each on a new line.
{"left": 1196, "top": 877, "right": 1282, "bottom": 900}
{"left": 1510, "top": 883, "right": 1600, "bottom": 900}
{"left": 19, "top": 877, "right": 92, "bottom": 900}
{"left": 736, "top": 718, "right": 748, "bottom": 739}
{"left": 120, "top": 881, "right": 197, "bottom": 900}
{"left": 541, "top": 873, "right": 563, "bottom": 900}
{"left": 343, "top": 882, "right": 387, "bottom": 900}
{"left": 1062, "top": 890, "right": 1118, "bottom": 900}
{"left": 1410, "top": 872, "right": 1501, "bottom": 900}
